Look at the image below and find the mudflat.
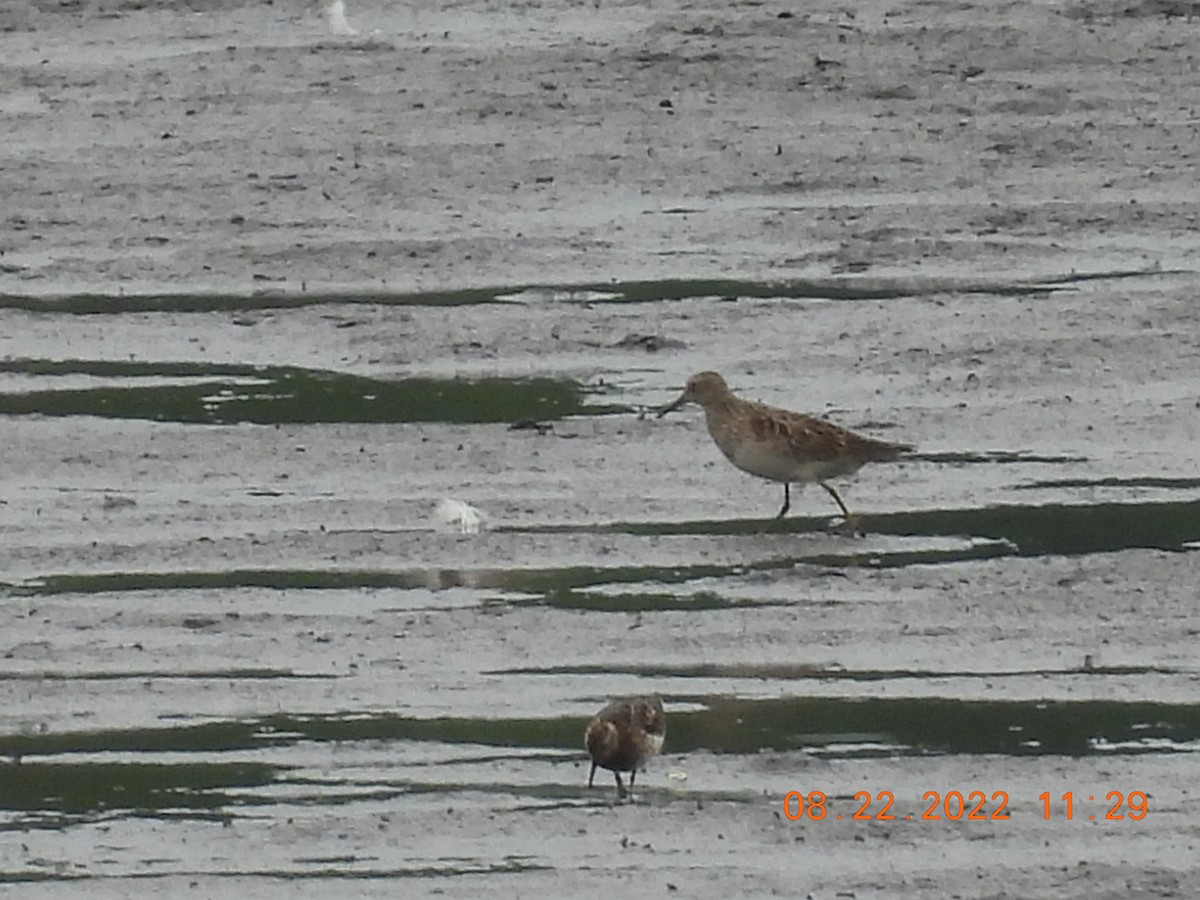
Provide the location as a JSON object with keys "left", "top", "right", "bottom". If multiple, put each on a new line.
{"left": 1, "top": 1, "right": 1198, "bottom": 897}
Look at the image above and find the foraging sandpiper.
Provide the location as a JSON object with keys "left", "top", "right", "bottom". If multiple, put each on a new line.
{"left": 659, "top": 371, "right": 911, "bottom": 527}
{"left": 585, "top": 695, "right": 666, "bottom": 800}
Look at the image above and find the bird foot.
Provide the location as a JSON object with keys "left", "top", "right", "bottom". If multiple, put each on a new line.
{"left": 830, "top": 514, "right": 865, "bottom": 537}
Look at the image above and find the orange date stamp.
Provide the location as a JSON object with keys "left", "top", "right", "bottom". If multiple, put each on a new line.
{"left": 782, "top": 790, "right": 1149, "bottom": 822}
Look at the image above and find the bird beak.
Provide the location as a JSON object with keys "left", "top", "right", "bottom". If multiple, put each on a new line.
{"left": 656, "top": 391, "right": 687, "bottom": 418}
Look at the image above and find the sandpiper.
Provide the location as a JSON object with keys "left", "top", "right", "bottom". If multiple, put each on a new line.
{"left": 585, "top": 695, "right": 666, "bottom": 800}
{"left": 658, "top": 371, "right": 911, "bottom": 527}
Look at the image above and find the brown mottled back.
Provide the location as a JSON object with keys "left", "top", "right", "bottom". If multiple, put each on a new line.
{"left": 658, "top": 371, "right": 913, "bottom": 524}
{"left": 585, "top": 695, "right": 666, "bottom": 799}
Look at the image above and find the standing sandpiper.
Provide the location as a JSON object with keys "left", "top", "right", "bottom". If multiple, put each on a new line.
{"left": 585, "top": 695, "right": 666, "bottom": 800}
{"left": 658, "top": 371, "right": 912, "bottom": 528}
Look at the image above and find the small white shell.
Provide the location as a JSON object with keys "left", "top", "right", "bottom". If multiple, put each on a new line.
{"left": 433, "top": 498, "right": 486, "bottom": 534}
{"left": 327, "top": 0, "right": 358, "bottom": 36}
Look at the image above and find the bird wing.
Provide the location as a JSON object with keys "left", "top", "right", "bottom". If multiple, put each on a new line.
{"left": 741, "top": 400, "right": 911, "bottom": 463}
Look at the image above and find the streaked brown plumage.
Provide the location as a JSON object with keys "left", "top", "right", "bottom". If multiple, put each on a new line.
{"left": 659, "top": 371, "right": 911, "bottom": 524}
{"left": 585, "top": 695, "right": 666, "bottom": 800}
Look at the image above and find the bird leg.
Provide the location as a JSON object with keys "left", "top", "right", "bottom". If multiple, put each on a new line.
{"left": 819, "top": 482, "right": 850, "bottom": 519}
{"left": 614, "top": 772, "right": 628, "bottom": 800}
{"left": 588, "top": 761, "right": 597, "bottom": 788}
{"left": 774, "top": 483, "right": 791, "bottom": 519}
{"left": 820, "top": 482, "right": 861, "bottom": 533}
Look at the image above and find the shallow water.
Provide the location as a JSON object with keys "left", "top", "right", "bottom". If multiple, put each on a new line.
{"left": 3, "top": 275, "right": 1199, "bottom": 898}
{"left": 3, "top": 0, "right": 1200, "bottom": 896}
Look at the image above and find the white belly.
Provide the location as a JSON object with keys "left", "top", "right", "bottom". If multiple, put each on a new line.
{"left": 644, "top": 732, "right": 665, "bottom": 758}
{"left": 715, "top": 435, "right": 843, "bottom": 484}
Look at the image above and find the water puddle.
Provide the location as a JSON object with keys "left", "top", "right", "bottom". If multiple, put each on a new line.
{"left": 3, "top": 697, "right": 1197, "bottom": 818}
{"left": 9, "top": 499, "right": 1198, "bottom": 601}
{"left": 10, "top": 564, "right": 768, "bottom": 597}
{"left": 0, "top": 359, "right": 623, "bottom": 424}
{"left": 1015, "top": 476, "right": 1200, "bottom": 491}
{"left": 910, "top": 450, "right": 1088, "bottom": 464}
{"left": 0, "top": 761, "right": 279, "bottom": 816}
{"left": 491, "top": 589, "right": 795, "bottom": 613}
{"left": 602, "top": 498, "right": 1200, "bottom": 556}
{"left": 490, "top": 662, "right": 1188, "bottom": 681}
{"left": 662, "top": 695, "right": 1200, "bottom": 758}
{"left": 9, "top": 540, "right": 1003, "bottom": 599}
{"left": 0, "top": 267, "right": 1177, "bottom": 313}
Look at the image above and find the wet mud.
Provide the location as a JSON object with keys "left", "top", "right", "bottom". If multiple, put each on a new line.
{"left": 2, "top": 0, "right": 1200, "bottom": 897}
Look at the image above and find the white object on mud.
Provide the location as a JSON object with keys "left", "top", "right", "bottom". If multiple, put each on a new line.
{"left": 327, "top": 0, "right": 359, "bottom": 36}
{"left": 433, "top": 498, "right": 486, "bottom": 534}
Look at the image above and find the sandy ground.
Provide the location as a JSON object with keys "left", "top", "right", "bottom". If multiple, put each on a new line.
{"left": 2, "top": 0, "right": 1200, "bottom": 897}
{"left": 3, "top": 0, "right": 1200, "bottom": 293}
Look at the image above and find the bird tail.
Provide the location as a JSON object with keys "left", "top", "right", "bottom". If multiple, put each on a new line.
{"left": 869, "top": 438, "right": 914, "bottom": 461}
